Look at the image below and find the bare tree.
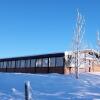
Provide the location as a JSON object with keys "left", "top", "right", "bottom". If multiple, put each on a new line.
{"left": 96, "top": 31, "right": 100, "bottom": 61}
{"left": 72, "top": 9, "right": 85, "bottom": 79}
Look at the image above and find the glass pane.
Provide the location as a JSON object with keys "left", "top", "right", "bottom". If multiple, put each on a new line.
{"left": 20, "top": 60, "right": 25, "bottom": 67}
{"left": 16, "top": 60, "right": 21, "bottom": 68}
{"left": 31, "top": 59, "right": 35, "bottom": 67}
{"left": 56, "top": 57, "right": 63, "bottom": 67}
{"left": 3, "top": 61, "right": 7, "bottom": 68}
{"left": 8, "top": 61, "right": 12, "bottom": 68}
{"left": 26, "top": 60, "right": 31, "bottom": 67}
{"left": 12, "top": 61, "right": 16, "bottom": 68}
{"left": 1, "top": 62, "right": 3, "bottom": 68}
{"left": 49, "top": 58, "right": 55, "bottom": 67}
{"left": 0, "top": 62, "right": 1, "bottom": 68}
{"left": 0, "top": 62, "right": 2, "bottom": 68}
{"left": 36, "top": 59, "right": 42, "bottom": 67}
{"left": 43, "top": 58, "right": 48, "bottom": 67}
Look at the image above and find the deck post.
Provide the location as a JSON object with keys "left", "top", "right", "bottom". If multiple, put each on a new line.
{"left": 25, "top": 81, "right": 32, "bottom": 100}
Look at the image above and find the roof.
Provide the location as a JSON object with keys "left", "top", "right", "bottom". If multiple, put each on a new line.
{"left": 0, "top": 52, "right": 64, "bottom": 61}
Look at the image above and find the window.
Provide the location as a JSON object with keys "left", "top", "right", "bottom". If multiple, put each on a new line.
{"left": 3, "top": 61, "right": 7, "bottom": 68}
{"left": 56, "top": 57, "right": 64, "bottom": 67}
{"left": 16, "top": 60, "right": 21, "bottom": 68}
{"left": 31, "top": 59, "right": 36, "bottom": 67}
{"left": 20, "top": 60, "right": 25, "bottom": 67}
{"left": 0, "top": 62, "right": 4, "bottom": 68}
{"left": 0, "top": 62, "right": 2, "bottom": 68}
{"left": 0, "top": 62, "right": 1, "bottom": 68}
{"left": 49, "top": 58, "right": 55, "bottom": 67}
{"left": 8, "top": 61, "right": 12, "bottom": 68}
{"left": 26, "top": 60, "right": 31, "bottom": 67}
{"left": 36, "top": 59, "right": 42, "bottom": 67}
{"left": 11, "top": 61, "right": 16, "bottom": 68}
{"left": 43, "top": 58, "right": 48, "bottom": 67}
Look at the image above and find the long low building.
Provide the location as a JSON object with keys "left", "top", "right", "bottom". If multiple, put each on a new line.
{"left": 0, "top": 49, "right": 100, "bottom": 74}
{"left": 0, "top": 52, "right": 65, "bottom": 74}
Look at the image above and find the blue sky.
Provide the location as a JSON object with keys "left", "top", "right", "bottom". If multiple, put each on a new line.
{"left": 0, "top": 0, "right": 100, "bottom": 58}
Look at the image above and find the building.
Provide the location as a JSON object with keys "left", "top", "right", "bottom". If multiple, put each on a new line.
{"left": 0, "top": 52, "right": 65, "bottom": 74}
{"left": 0, "top": 49, "right": 100, "bottom": 74}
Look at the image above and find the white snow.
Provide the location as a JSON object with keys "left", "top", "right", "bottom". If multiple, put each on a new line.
{"left": 89, "top": 72, "right": 100, "bottom": 75}
{"left": 0, "top": 72, "right": 100, "bottom": 100}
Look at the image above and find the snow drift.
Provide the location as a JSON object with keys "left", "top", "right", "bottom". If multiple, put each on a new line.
{"left": 0, "top": 72, "right": 100, "bottom": 100}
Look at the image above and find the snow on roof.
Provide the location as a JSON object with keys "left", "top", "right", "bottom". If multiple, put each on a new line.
{"left": 65, "top": 49, "right": 98, "bottom": 57}
{"left": 65, "top": 51, "right": 73, "bottom": 55}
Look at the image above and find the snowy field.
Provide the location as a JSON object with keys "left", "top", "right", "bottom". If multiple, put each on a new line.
{"left": 0, "top": 72, "right": 100, "bottom": 100}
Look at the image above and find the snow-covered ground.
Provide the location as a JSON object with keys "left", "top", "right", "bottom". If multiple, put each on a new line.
{"left": 0, "top": 72, "right": 100, "bottom": 100}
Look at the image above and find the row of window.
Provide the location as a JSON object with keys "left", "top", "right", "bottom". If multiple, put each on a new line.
{"left": 0, "top": 57, "right": 64, "bottom": 68}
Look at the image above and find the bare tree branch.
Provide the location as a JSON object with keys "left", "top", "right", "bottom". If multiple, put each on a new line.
{"left": 72, "top": 10, "right": 85, "bottom": 79}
